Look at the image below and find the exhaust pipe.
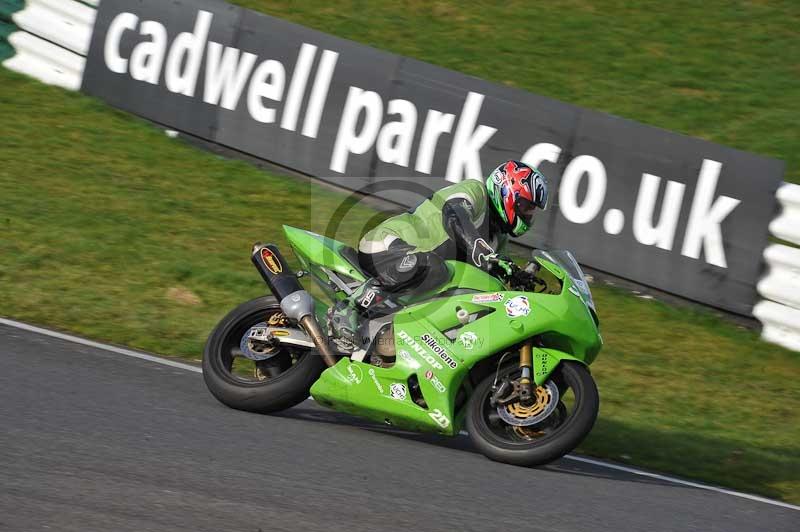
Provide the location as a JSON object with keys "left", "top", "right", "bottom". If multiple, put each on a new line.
{"left": 251, "top": 243, "right": 338, "bottom": 368}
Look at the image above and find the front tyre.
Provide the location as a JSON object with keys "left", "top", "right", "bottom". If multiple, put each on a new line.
{"left": 466, "top": 361, "right": 598, "bottom": 466}
{"left": 202, "top": 296, "right": 326, "bottom": 414}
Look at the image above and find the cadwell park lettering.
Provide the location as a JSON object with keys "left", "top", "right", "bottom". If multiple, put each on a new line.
{"left": 82, "top": 0, "right": 785, "bottom": 315}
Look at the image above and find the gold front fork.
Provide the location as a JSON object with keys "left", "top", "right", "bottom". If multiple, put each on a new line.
{"left": 518, "top": 339, "right": 534, "bottom": 404}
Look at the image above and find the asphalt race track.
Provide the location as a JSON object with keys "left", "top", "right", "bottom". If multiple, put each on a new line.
{"left": 1, "top": 322, "right": 797, "bottom": 532}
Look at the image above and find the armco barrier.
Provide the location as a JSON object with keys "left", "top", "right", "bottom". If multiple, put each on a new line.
{"left": 1, "top": 0, "right": 94, "bottom": 89}
{"left": 753, "top": 301, "right": 800, "bottom": 353}
{"left": 770, "top": 183, "right": 800, "bottom": 246}
{"left": 756, "top": 183, "right": 800, "bottom": 351}
{"left": 758, "top": 244, "right": 800, "bottom": 310}
{"left": 4, "top": 31, "right": 84, "bottom": 90}
{"left": 12, "top": 0, "right": 95, "bottom": 55}
{"left": 2, "top": 0, "right": 799, "bottom": 352}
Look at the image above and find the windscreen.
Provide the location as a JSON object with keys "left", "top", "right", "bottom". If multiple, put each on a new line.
{"left": 533, "top": 249, "right": 596, "bottom": 313}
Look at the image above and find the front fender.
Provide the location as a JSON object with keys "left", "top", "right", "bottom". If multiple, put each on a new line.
{"left": 533, "top": 347, "right": 585, "bottom": 385}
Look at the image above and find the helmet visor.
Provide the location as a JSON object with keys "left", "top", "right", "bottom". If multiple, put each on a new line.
{"left": 516, "top": 197, "right": 537, "bottom": 226}
{"left": 533, "top": 174, "right": 550, "bottom": 210}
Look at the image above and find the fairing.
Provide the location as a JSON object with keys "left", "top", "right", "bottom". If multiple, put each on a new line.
{"left": 283, "top": 225, "right": 601, "bottom": 435}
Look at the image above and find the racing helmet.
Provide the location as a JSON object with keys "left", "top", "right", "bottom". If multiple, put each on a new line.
{"left": 486, "top": 160, "right": 549, "bottom": 237}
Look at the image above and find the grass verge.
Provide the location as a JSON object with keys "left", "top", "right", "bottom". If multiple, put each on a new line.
{"left": 232, "top": 0, "right": 799, "bottom": 183}
{"left": 1, "top": 68, "right": 798, "bottom": 502}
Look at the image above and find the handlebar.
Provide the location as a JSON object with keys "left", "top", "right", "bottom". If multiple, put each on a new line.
{"left": 487, "top": 257, "right": 545, "bottom": 292}
{"left": 483, "top": 254, "right": 521, "bottom": 281}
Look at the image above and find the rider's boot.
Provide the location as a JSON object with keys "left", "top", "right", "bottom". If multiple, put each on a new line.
{"left": 328, "top": 279, "right": 396, "bottom": 349}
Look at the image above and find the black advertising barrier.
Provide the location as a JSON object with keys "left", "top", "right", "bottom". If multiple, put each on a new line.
{"left": 82, "top": 0, "right": 785, "bottom": 315}
{"left": 84, "top": 0, "right": 239, "bottom": 140}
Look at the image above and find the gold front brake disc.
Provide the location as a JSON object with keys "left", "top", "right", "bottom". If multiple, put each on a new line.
{"left": 506, "top": 385, "right": 552, "bottom": 419}
{"left": 496, "top": 380, "right": 560, "bottom": 430}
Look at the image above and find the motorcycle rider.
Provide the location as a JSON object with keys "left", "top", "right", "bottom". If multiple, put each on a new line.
{"left": 330, "top": 160, "right": 550, "bottom": 345}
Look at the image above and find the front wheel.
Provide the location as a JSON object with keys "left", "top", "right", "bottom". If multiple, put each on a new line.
{"left": 466, "top": 361, "right": 598, "bottom": 466}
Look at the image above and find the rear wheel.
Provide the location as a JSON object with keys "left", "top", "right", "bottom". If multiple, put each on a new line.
{"left": 466, "top": 361, "right": 598, "bottom": 466}
{"left": 202, "top": 296, "right": 326, "bottom": 413}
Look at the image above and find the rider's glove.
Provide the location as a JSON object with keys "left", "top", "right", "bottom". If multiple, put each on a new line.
{"left": 470, "top": 239, "right": 516, "bottom": 278}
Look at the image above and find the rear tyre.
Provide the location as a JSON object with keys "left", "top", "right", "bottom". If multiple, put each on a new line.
{"left": 466, "top": 361, "right": 598, "bottom": 466}
{"left": 202, "top": 296, "right": 326, "bottom": 413}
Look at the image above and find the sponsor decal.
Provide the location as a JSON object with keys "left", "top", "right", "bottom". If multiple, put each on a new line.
{"left": 389, "top": 383, "right": 407, "bottom": 401}
{"left": 266, "top": 312, "right": 288, "bottom": 326}
{"left": 271, "top": 330, "right": 290, "bottom": 337}
{"left": 346, "top": 364, "right": 363, "bottom": 384}
{"left": 248, "top": 326, "right": 268, "bottom": 340}
{"left": 428, "top": 408, "right": 450, "bottom": 429}
{"left": 471, "top": 238, "right": 494, "bottom": 268}
{"left": 471, "top": 292, "right": 504, "bottom": 304}
{"left": 424, "top": 370, "right": 447, "bottom": 393}
{"left": 397, "top": 254, "right": 418, "bottom": 273}
{"left": 260, "top": 248, "right": 282, "bottom": 275}
{"left": 368, "top": 368, "right": 384, "bottom": 394}
{"left": 505, "top": 295, "right": 530, "bottom": 317}
{"left": 397, "top": 349, "right": 421, "bottom": 369}
{"left": 491, "top": 168, "right": 505, "bottom": 185}
{"left": 458, "top": 331, "right": 478, "bottom": 351}
{"left": 421, "top": 333, "right": 458, "bottom": 369}
{"left": 358, "top": 288, "right": 377, "bottom": 308}
{"left": 420, "top": 352, "right": 443, "bottom": 370}
{"left": 539, "top": 350, "right": 549, "bottom": 376}
{"left": 397, "top": 330, "right": 444, "bottom": 370}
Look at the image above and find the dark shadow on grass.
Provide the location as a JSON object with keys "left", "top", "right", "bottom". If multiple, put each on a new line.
{"left": 273, "top": 403, "right": 798, "bottom": 502}
{"left": 579, "top": 417, "right": 799, "bottom": 501}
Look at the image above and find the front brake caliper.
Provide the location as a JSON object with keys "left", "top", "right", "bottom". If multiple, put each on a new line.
{"left": 490, "top": 379, "right": 519, "bottom": 407}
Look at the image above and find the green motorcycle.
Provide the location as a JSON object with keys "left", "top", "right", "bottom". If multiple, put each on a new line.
{"left": 203, "top": 225, "right": 602, "bottom": 466}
